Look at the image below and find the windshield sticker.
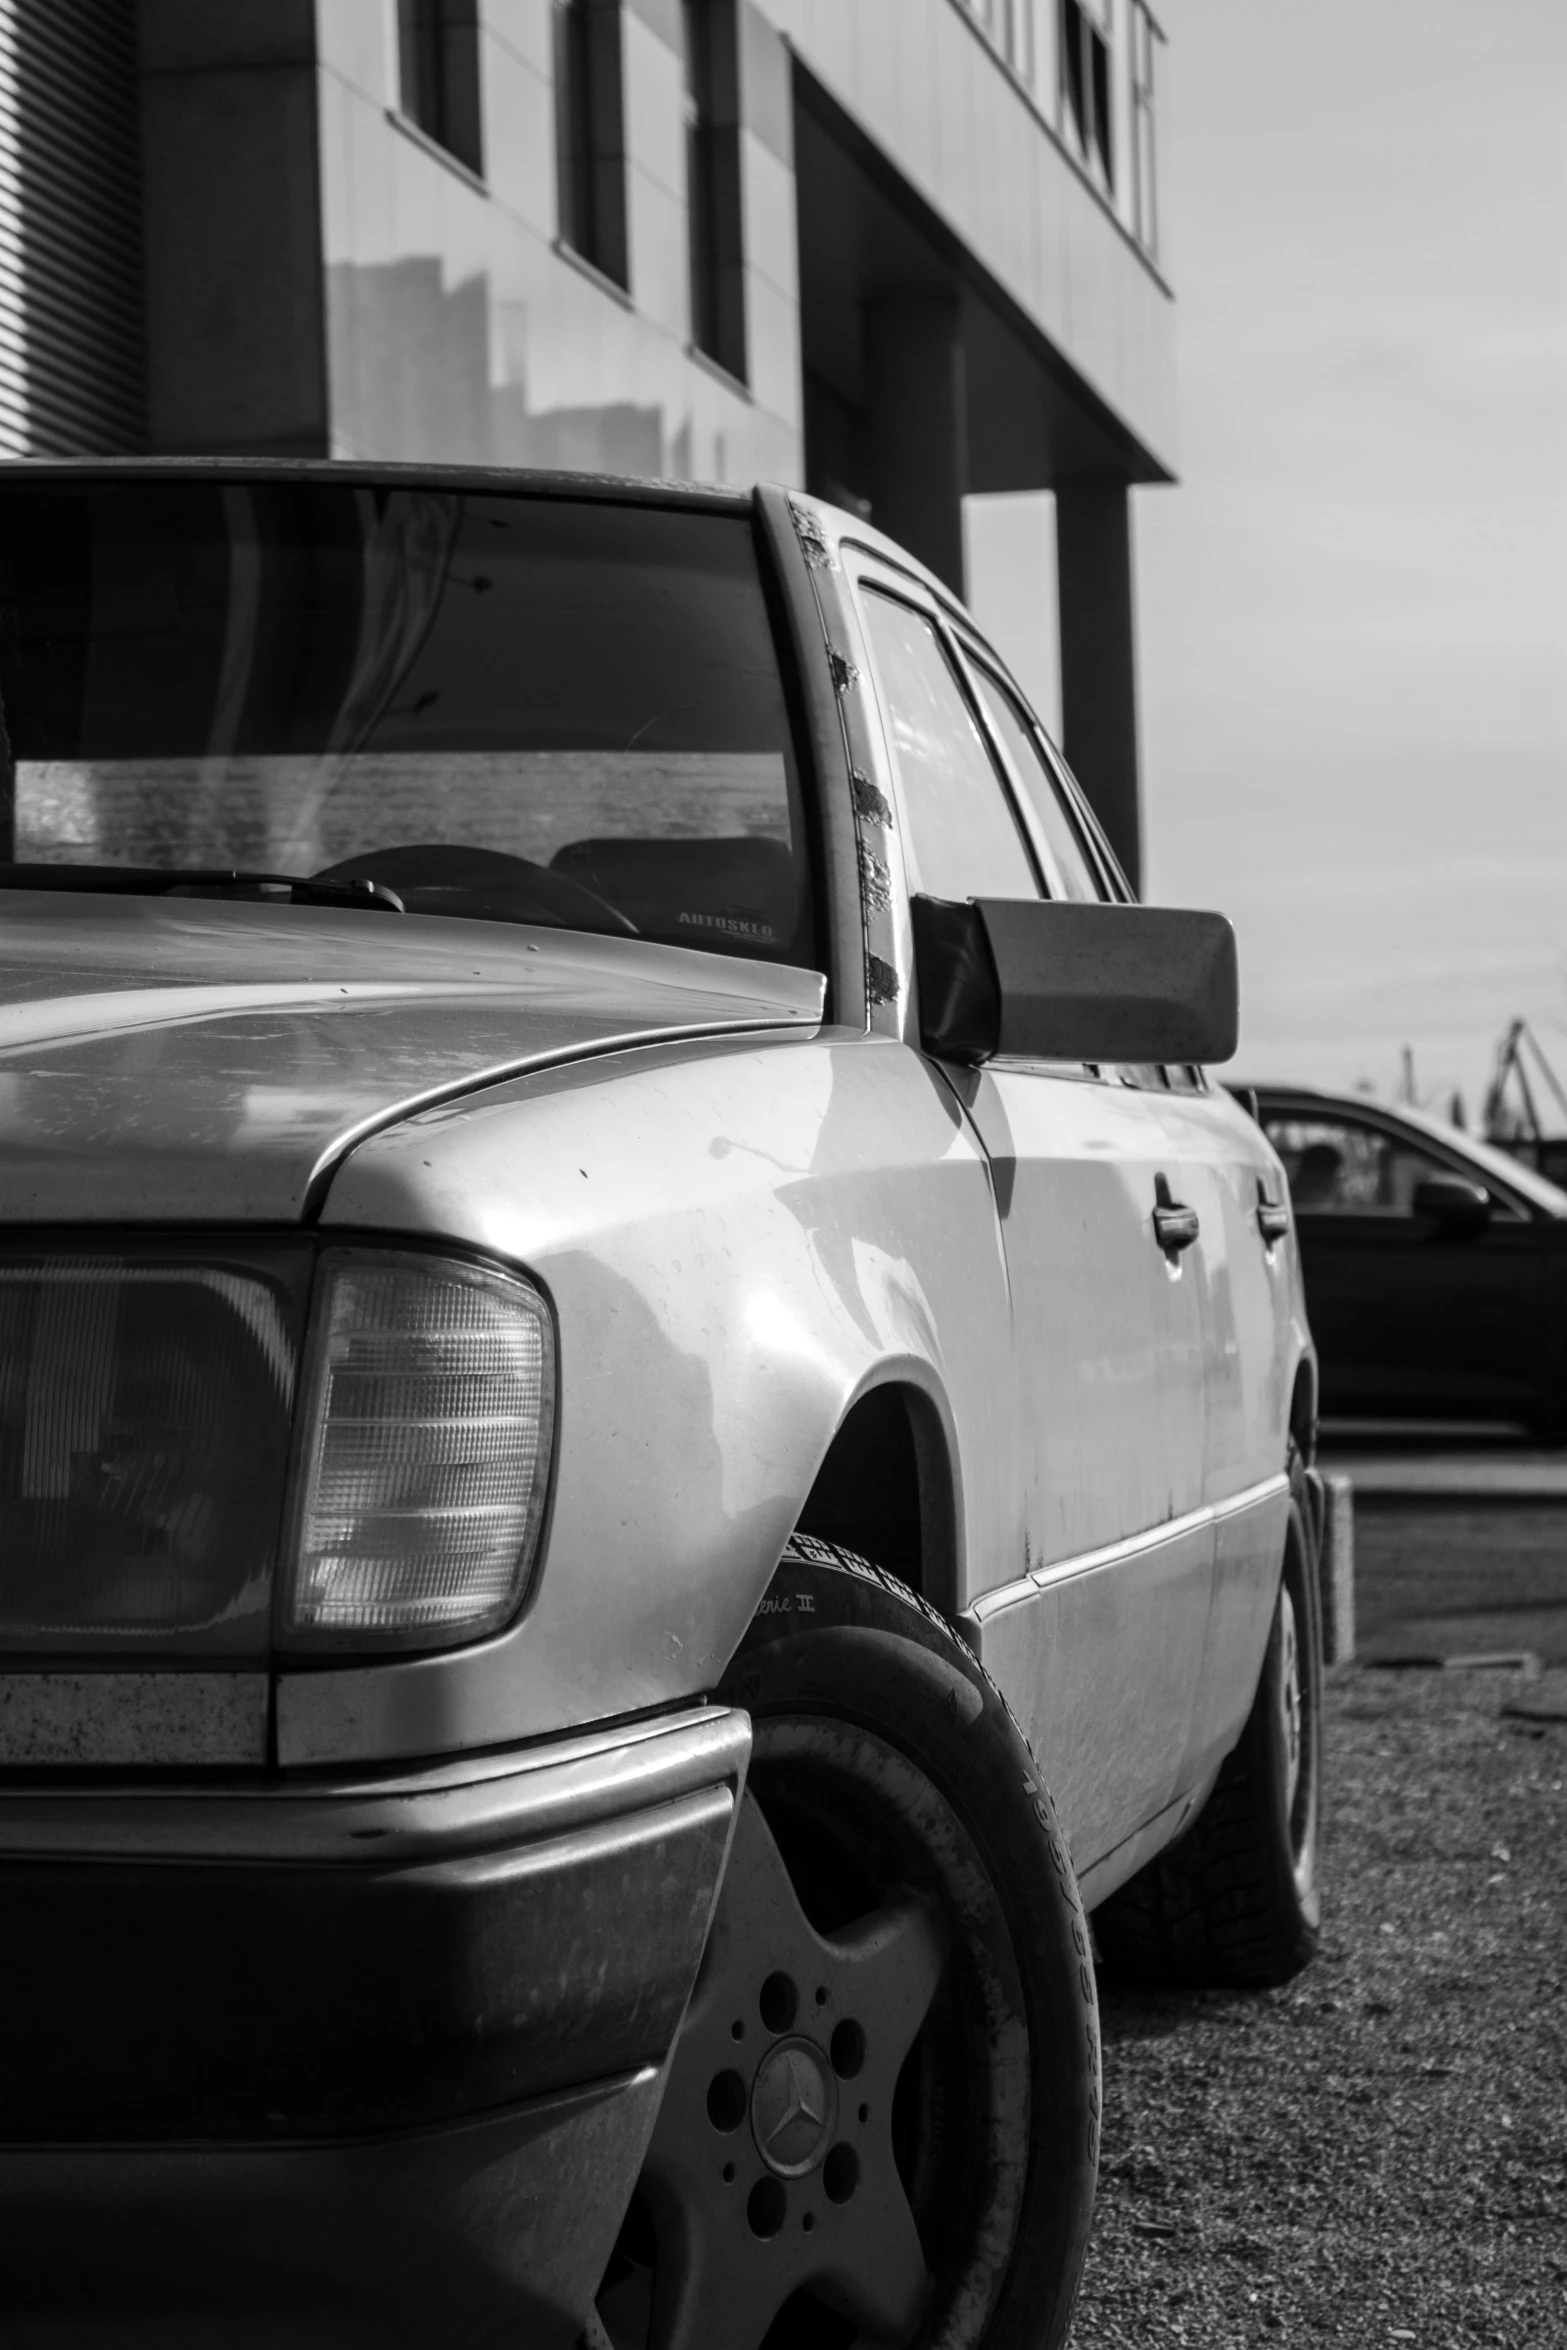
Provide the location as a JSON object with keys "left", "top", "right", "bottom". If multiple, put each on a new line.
{"left": 677, "top": 910, "right": 778, "bottom": 943}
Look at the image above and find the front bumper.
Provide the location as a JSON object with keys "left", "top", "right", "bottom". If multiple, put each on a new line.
{"left": 0, "top": 1702, "right": 750, "bottom": 2343}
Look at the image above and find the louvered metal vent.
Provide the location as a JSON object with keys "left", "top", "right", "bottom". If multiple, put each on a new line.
{"left": 0, "top": 0, "right": 145, "bottom": 457}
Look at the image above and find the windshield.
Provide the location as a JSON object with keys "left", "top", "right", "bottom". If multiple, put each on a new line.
{"left": 0, "top": 480, "right": 816, "bottom": 967}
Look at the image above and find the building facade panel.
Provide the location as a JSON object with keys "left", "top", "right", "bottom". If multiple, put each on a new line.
{"left": 0, "top": 0, "right": 1175, "bottom": 875}
{"left": 741, "top": 133, "right": 798, "bottom": 310}
{"left": 622, "top": 8, "right": 691, "bottom": 336}
{"left": 622, "top": 3, "right": 686, "bottom": 210}
{"left": 314, "top": 0, "right": 787, "bottom": 483}
{"left": 312, "top": 0, "right": 396, "bottom": 100}
{"left": 737, "top": 0, "right": 792, "bottom": 163}
{"left": 770, "top": 0, "right": 1175, "bottom": 474}
{"left": 472, "top": 22, "right": 557, "bottom": 232}
{"left": 741, "top": 269, "right": 801, "bottom": 441}
{"left": 476, "top": 0, "right": 556, "bottom": 80}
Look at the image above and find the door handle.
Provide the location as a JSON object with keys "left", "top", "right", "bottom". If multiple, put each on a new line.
{"left": 1152, "top": 1200, "right": 1201, "bottom": 1255}
{"left": 1257, "top": 1190, "right": 1290, "bottom": 1246}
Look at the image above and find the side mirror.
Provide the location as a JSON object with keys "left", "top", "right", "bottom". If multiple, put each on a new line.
{"left": 1411, "top": 1173, "right": 1491, "bottom": 1233}
{"left": 911, "top": 896, "right": 1239, "bottom": 1067}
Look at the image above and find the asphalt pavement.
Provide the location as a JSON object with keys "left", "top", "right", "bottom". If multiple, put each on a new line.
{"left": 1318, "top": 1428, "right": 1567, "bottom": 1672}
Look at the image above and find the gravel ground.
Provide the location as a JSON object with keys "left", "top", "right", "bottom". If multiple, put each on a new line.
{"left": 1071, "top": 1664, "right": 1567, "bottom": 2347}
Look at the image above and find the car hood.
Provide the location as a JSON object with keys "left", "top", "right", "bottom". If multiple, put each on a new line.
{"left": 0, "top": 892, "right": 825, "bottom": 1223}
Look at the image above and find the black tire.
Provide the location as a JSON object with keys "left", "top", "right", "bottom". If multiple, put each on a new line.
{"left": 1093, "top": 1446, "right": 1324, "bottom": 1990}
{"left": 595, "top": 1536, "right": 1100, "bottom": 2350}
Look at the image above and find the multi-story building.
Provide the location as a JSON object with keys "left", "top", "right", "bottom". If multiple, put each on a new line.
{"left": 0, "top": 0, "right": 1173, "bottom": 879}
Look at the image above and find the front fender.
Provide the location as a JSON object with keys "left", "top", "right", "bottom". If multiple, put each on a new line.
{"left": 278, "top": 1032, "right": 1013, "bottom": 1768}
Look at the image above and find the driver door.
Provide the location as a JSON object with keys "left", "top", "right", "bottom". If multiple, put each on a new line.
{"left": 854, "top": 569, "right": 1215, "bottom": 1870}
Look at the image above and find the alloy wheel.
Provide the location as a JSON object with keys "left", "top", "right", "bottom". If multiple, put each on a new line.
{"left": 1278, "top": 1581, "right": 1303, "bottom": 1820}
{"left": 620, "top": 1713, "right": 1034, "bottom": 2350}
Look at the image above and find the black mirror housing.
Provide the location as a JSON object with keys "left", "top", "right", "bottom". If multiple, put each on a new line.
{"left": 1411, "top": 1173, "right": 1491, "bottom": 1230}
{"left": 912, "top": 896, "right": 1240, "bottom": 1068}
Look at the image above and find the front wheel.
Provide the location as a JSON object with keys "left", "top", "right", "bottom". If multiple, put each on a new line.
{"left": 595, "top": 1537, "right": 1100, "bottom": 2350}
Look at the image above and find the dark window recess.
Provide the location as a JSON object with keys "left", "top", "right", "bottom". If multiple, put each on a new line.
{"left": 1131, "top": 0, "right": 1159, "bottom": 258}
{"left": 682, "top": 0, "right": 746, "bottom": 381}
{"left": 397, "top": 0, "right": 484, "bottom": 178}
{"left": 1060, "top": 0, "right": 1114, "bottom": 192}
{"left": 803, "top": 372, "right": 872, "bottom": 519}
{"left": 1090, "top": 28, "right": 1113, "bottom": 185}
{"left": 554, "top": 0, "right": 629, "bottom": 289}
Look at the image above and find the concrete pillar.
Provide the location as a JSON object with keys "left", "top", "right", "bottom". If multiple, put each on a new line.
{"left": 864, "top": 295, "right": 966, "bottom": 596}
{"left": 1056, "top": 480, "right": 1142, "bottom": 893}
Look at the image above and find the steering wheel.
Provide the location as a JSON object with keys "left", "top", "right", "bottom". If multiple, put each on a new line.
{"left": 312, "top": 845, "right": 639, "bottom": 938}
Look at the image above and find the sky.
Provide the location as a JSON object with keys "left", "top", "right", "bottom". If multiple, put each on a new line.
{"left": 969, "top": 0, "right": 1566, "bottom": 1126}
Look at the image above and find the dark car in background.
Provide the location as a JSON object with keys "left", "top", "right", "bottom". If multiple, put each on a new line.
{"left": 1250, "top": 1084, "right": 1567, "bottom": 1441}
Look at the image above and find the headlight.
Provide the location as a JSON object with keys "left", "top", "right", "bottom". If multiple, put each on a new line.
{"left": 0, "top": 1250, "right": 306, "bottom": 1655}
{"left": 280, "top": 1249, "right": 555, "bottom": 1652}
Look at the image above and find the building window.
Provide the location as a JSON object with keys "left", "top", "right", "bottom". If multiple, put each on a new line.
{"left": 396, "top": 0, "right": 484, "bottom": 178}
{"left": 1060, "top": 0, "right": 1113, "bottom": 193}
{"left": 1131, "top": 1, "right": 1160, "bottom": 259}
{"left": 682, "top": 0, "right": 746, "bottom": 381}
{"left": 554, "top": 0, "right": 629, "bottom": 289}
{"left": 960, "top": 0, "right": 1036, "bottom": 89}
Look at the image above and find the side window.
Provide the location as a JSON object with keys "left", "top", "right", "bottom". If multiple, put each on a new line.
{"left": 1263, "top": 1116, "right": 1485, "bottom": 1216}
{"left": 554, "top": 0, "right": 629, "bottom": 290}
{"left": 858, "top": 589, "right": 1040, "bottom": 901}
{"left": 398, "top": 0, "right": 485, "bottom": 177}
{"left": 964, "top": 660, "right": 1104, "bottom": 904}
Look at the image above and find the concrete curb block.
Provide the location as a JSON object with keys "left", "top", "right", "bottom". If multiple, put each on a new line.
{"left": 1502, "top": 1670, "right": 1567, "bottom": 1724}
{"left": 1319, "top": 1473, "right": 1355, "bottom": 1666}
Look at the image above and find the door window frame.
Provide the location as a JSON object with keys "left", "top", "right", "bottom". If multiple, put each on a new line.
{"left": 842, "top": 539, "right": 1214, "bottom": 1096}
{"left": 867, "top": 561, "right": 1196, "bottom": 1095}
{"left": 847, "top": 548, "right": 1106, "bottom": 1082}
{"left": 950, "top": 630, "right": 1112, "bottom": 906}
{"left": 854, "top": 572, "right": 1050, "bottom": 903}
{"left": 942, "top": 618, "right": 1201, "bottom": 1097}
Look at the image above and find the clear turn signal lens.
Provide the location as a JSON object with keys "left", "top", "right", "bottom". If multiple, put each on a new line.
{"left": 283, "top": 1250, "right": 555, "bottom": 1650}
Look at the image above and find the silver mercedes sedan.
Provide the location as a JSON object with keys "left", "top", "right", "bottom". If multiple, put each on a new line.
{"left": 0, "top": 462, "right": 1322, "bottom": 2350}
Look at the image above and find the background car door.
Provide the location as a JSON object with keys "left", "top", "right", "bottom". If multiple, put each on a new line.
{"left": 1261, "top": 1102, "right": 1548, "bottom": 1417}
{"left": 855, "top": 573, "right": 1215, "bottom": 1870}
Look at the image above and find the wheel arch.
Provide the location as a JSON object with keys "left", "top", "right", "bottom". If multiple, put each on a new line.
{"left": 792, "top": 1367, "right": 964, "bottom": 1619}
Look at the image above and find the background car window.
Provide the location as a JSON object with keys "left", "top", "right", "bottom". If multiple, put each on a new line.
{"left": 0, "top": 483, "right": 816, "bottom": 966}
{"left": 1264, "top": 1115, "right": 1493, "bottom": 1215}
{"left": 964, "top": 661, "right": 1104, "bottom": 904}
{"left": 858, "top": 589, "right": 1041, "bottom": 901}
